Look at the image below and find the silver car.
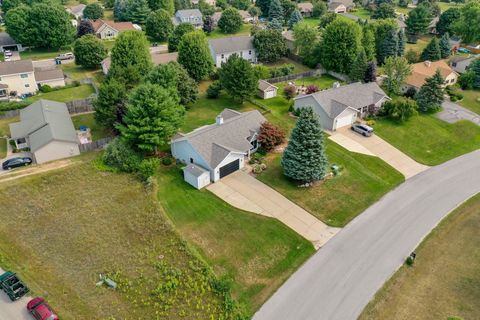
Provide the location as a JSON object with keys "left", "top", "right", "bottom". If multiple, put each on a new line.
{"left": 351, "top": 123, "right": 374, "bottom": 137}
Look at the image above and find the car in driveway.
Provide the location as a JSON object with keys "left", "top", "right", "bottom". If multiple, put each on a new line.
{"left": 56, "top": 52, "right": 74, "bottom": 60}
{"left": 351, "top": 123, "right": 374, "bottom": 137}
{"left": 2, "top": 157, "right": 32, "bottom": 170}
{"left": 27, "top": 297, "right": 59, "bottom": 320}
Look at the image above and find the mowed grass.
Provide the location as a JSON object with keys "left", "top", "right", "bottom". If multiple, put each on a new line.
{"left": 265, "top": 57, "right": 312, "bottom": 73}
{"left": 457, "top": 88, "right": 480, "bottom": 114}
{"left": 0, "top": 116, "right": 17, "bottom": 137}
{"left": 208, "top": 24, "right": 252, "bottom": 39}
{"left": 406, "top": 35, "right": 433, "bottom": 55}
{"left": 26, "top": 84, "right": 95, "bottom": 103}
{"left": 20, "top": 48, "right": 72, "bottom": 61}
{"left": 61, "top": 64, "right": 105, "bottom": 85}
{"left": 0, "top": 137, "right": 6, "bottom": 158}
{"left": 71, "top": 113, "right": 113, "bottom": 141}
{"left": 360, "top": 193, "right": 480, "bottom": 320}
{"left": 374, "top": 115, "right": 480, "bottom": 165}
{"left": 0, "top": 157, "right": 234, "bottom": 319}
{"left": 156, "top": 166, "right": 315, "bottom": 313}
{"left": 258, "top": 140, "right": 404, "bottom": 227}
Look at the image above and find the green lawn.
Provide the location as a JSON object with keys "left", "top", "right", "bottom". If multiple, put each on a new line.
{"left": 71, "top": 113, "right": 112, "bottom": 141}
{"left": 0, "top": 138, "right": 6, "bottom": 159}
{"left": 0, "top": 117, "right": 17, "bottom": 137}
{"left": 20, "top": 48, "right": 72, "bottom": 61}
{"left": 349, "top": 8, "right": 372, "bottom": 20}
{"left": 405, "top": 35, "right": 433, "bottom": 55}
{"left": 208, "top": 24, "right": 252, "bottom": 39}
{"left": 374, "top": 115, "right": 480, "bottom": 166}
{"left": 360, "top": 193, "right": 480, "bottom": 320}
{"left": 258, "top": 140, "right": 404, "bottom": 227}
{"left": 265, "top": 57, "right": 312, "bottom": 73}
{"left": 26, "top": 84, "right": 95, "bottom": 103}
{"left": 156, "top": 166, "right": 315, "bottom": 314}
{"left": 61, "top": 64, "right": 104, "bottom": 85}
{"left": 457, "top": 89, "right": 480, "bottom": 114}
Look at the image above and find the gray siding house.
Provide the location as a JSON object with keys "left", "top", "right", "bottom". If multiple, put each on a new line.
{"left": 174, "top": 9, "right": 203, "bottom": 28}
{"left": 209, "top": 36, "right": 257, "bottom": 68}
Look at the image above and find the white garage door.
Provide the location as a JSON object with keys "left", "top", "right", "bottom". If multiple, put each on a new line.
{"left": 334, "top": 114, "right": 354, "bottom": 130}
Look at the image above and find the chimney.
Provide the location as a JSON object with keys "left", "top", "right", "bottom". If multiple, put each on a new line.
{"left": 216, "top": 115, "right": 224, "bottom": 125}
{"left": 424, "top": 60, "right": 432, "bottom": 67}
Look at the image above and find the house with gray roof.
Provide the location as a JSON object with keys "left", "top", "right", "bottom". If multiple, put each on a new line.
{"left": 0, "top": 32, "right": 23, "bottom": 53}
{"left": 209, "top": 36, "right": 257, "bottom": 67}
{"left": 67, "top": 4, "right": 86, "bottom": 20}
{"left": 171, "top": 109, "right": 266, "bottom": 187}
{"left": 294, "top": 82, "right": 390, "bottom": 131}
{"left": 0, "top": 60, "right": 38, "bottom": 96}
{"left": 173, "top": 9, "right": 203, "bottom": 28}
{"left": 327, "top": 0, "right": 354, "bottom": 13}
{"left": 450, "top": 56, "right": 477, "bottom": 74}
{"left": 9, "top": 100, "right": 80, "bottom": 164}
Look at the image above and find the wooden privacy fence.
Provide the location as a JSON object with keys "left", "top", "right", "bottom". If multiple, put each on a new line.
{"left": 79, "top": 136, "right": 114, "bottom": 153}
{"left": 266, "top": 69, "right": 322, "bottom": 84}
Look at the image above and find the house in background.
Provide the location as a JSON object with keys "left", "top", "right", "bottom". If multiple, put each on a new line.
{"left": 101, "top": 51, "right": 178, "bottom": 75}
{"left": 0, "top": 60, "right": 38, "bottom": 96}
{"left": 428, "top": 17, "right": 439, "bottom": 34}
{"left": 294, "top": 82, "right": 390, "bottom": 131}
{"left": 34, "top": 69, "right": 66, "bottom": 89}
{"left": 298, "top": 2, "right": 314, "bottom": 17}
{"left": 209, "top": 36, "right": 257, "bottom": 68}
{"left": 258, "top": 80, "right": 278, "bottom": 99}
{"left": 9, "top": 100, "right": 80, "bottom": 164}
{"left": 192, "top": 0, "right": 215, "bottom": 5}
{"left": 238, "top": 10, "right": 254, "bottom": 23}
{"left": 450, "top": 56, "right": 477, "bottom": 74}
{"left": 282, "top": 30, "right": 296, "bottom": 53}
{"left": 67, "top": 4, "right": 86, "bottom": 20}
{"left": 328, "top": 0, "right": 354, "bottom": 13}
{"left": 0, "top": 32, "right": 23, "bottom": 53}
{"left": 403, "top": 60, "right": 458, "bottom": 92}
{"left": 171, "top": 109, "right": 266, "bottom": 189}
{"left": 91, "top": 20, "right": 141, "bottom": 40}
{"left": 173, "top": 9, "right": 203, "bottom": 29}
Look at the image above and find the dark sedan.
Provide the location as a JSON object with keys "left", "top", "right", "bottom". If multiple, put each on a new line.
{"left": 2, "top": 157, "right": 32, "bottom": 170}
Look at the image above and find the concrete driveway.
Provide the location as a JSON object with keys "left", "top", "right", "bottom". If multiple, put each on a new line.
{"left": 330, "top": 128, "right": 429, "bottom": 179}
{"left": 0, "top": 268, "right": 32, "bottom": 320}
{"left": 437, "top": 100, "right": 480, "bottom": 125}
{"left": 207, "top": 170, "right": 340, "bottom": 249}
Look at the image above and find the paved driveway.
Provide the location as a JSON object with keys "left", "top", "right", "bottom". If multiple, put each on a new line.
{"left": 207, "top": 171, "right": 340, "bottom": 249}
{"left": 0, "top": 268, "right": 31, "bottom": 320}
{"left": 330, "top": 128, "right": 429, "bottom": 179}
{"left": 253, "top": 149, "right": 480, "bottom": 320}
{"left": 437, "top": 100, "right": 480, "bottom": 125}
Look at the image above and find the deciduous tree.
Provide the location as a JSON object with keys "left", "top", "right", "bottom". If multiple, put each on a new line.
{"left": 257, "top": 122, "right": 285, "bottom": 151}
{"left": 218, "top": 54, "right": 257, "bottom": 102}
{"left": 94, "top": 78, "right": 128, "bottom": 130}
{"left": 148, "top": 0, "right": 174, "bottom": 14}
{"left": 168, "top": 22, "right": 195, "bottom": 52}
{"left": 384, "top": 56, "right": 412, "bottom": 94}
{"left": 293, "top": 21, "right": 319, "bottom": 66}
{"left": 83, "top": 3, "right": 104, "bottom": 20}
{"left": 218, "top": 7, "right": 243, "bottom": 33}
{"left": 436, "top": 7, "right": 460, "bottom": 35}
{"left": 253, "top": 28, "right": 287, "bottom": 62}
{"left": 381, "top": 97, "right": 418, "bottom": 122}
{"left": 178, "top": 31, "right": 213, "bottom": 81}
{"left": 74, "top": 34, "right": 108, "bottom": 68}
{"left": 77, "top": 20, "right": 95, "bottom": 37}
{"left": 454, "top": 0, "right": 480, "bottom": 43}
{"left": 372, "top": 3, "right": 396, "bottom": 19}
{"left": 146, "top": 9, "right": 174, "bottom": 42}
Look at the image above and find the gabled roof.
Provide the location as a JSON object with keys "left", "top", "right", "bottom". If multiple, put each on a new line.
{"left": 34, "top": 68, "right": 64, "bottom": 82}
{"left": 258, "top": 80, "right": 278, "bottom": 92}
{"left": 238, "top": 10, "right": 252, "bottom": 19}
{"left": 0, "top": 60, "right": 33, "bottom": 76}
{"left": 68, "top": 4, "right": 86, "bottom": 16}
{"left": 9, "top": 100, "right": 78, "bottom": 152}
{"left": 209, "top": 36, "right": 254, "bottom": 55}
{"left": 294, "top": 82, "right": 389, "bottom": 119}
{"left": 298, "top": 2, "right": 313, "bottom": 12}
{"left": 328, "top": 0, "right": 354, "bottom": 8}
{"left": 102, "top": 52, "right": 177, "bottom": 74}
{"left": 0, "top": 32, "right": 19, "bottom": 46}
{"left": 91, "top": 19, "right": 137, "bottom": 33}
{"left": 183, "top": 164, "right": 209, "bottom": 177}
{"left": 172, "top": 109, "right": 266, "bottom": 169}
{"left": 176, "top": 9, "right": 203, "bottom": 18}
{"left": 282, "top": 30, "right": 294, "bottom": 42}
{"left": 406, "top": 60, "right": 457, "bottom": 88}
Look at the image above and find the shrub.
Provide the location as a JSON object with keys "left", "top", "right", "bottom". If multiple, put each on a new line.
{"left": 257, "top": 121, "right": 286, "bottom": 152}
{"left": 137, "top": 158, "right": 160, "bottom": 181}
{"left": 406, "top": 255, "right": 415, "bottom": 266}
{"left": 206, "top": 81, "right": 222, "bottom": 98}
{"left": 404, "top": 86, "right": 417, "bottom": 99}
{"left": 162, "top": 157, "right": 173, "bottom": 166}
{"left": 458, "top": 70, "right": 475, "bottom": 90}
{"left": 39, "top": 85, "right": 53, "bottom": 93}
{"left": 380, "top": 97, "right": 418, "bottom": 123}
{"left": 305, "top": 85, "right": 319, "bottom": 94}
{"left": 253, "top": 164, "right": 262, "bottom": 174}
{"left": 283, "top": 85, "right": 296, "bottom": 100}
{"left": 102, "top": 138, "right": 142, "bottom": 173}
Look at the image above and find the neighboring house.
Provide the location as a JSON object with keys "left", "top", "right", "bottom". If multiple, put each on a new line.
{"left": 209, "top": 36, "right": 257, "bottom": 68}
{"left": 171, "top": 109, "right": 266, "bottom": 188}
{"left": 211, "top": 12, "right": 222, "bottom": 26}
{"left": 328, "top": 0, "right": 354, "bottom": 13}
{"left": 298, "top": 2, "right": 314, "bottom": 17}
{"left": 0, "top": 60, "right": 38, "bottom": 96}
{"left": 396, "top": 17, "right": 406, "bottom": 33}
{"left": 294, "top": 82, "right": 390, "bottom": 131}
{"left": 238, "top": 10, "right": 254, "bottom": 23}
{"left": 192, "top": 0, "right": 215, "bottom": 5}
{"left": 282, "top": 30, "right": 296, "bottom": 53}
{"left": 448, "top": 37, "right": 462, "bottom": 53}
{"left": 173, "top": 9, "right": 203, "bottom": 29}
{"left": 0, "top": 32, "right": 23, "bottom": 52}
{"left": 91, "top": 20, "right": 141, "bottom": 40}
{"left": 428, "top": 16, "right": 439, "bottom": 34}
{"left": 67, "top": 4, "right": 86, "bottom": 20}
{"left": 34, "top": 69, "right": 66, "bottom": 89}
{"left": 403, "top": 60, "right": 458, "bottom": 92}
{"left": 450, "top": 56, "right": 477, "bottom": 74}
{"left": 101, "top": 51, "right": 178, "bottom": 75}
{"left": 258, "top": 80, "right": 278, "bottom": 99}
{"left": 9, "top": 100, "right": 80, "bottom": 164}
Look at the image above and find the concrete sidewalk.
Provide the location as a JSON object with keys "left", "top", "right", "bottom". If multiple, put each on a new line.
{"left": 207, "top": 171, "right": 340, "bottom": 249}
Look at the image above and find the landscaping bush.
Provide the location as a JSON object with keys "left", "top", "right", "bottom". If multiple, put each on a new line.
{"left": 102, "top": 137, "right": 143, "bottom": 173}
{"left": 39, "top": 85, "right": 53, "bottom": 93}
{"left": 458, "top": 71, "right": 475, "bottom": 90}
{"left": 162, "top": 157, "right": 173, "bottom": 166}
{"left": 283, "top": 85, "right": 296, "bottom": 100}
{"left": 257, "top": 121, "right": 286, "bottom": 152}
{"left": 380, "top": 97, "right": 418, "bottom": 123}
{"left": 404, "top": 87, "right": 417, "bottom": 99}
{"left": 0, "top": 100, "right": 30, "bottom": 112}
{"left": 305, "top": 85, "right": 319, "bottom": 94}
{"left": 137, "top": 158, "right": 160, "bottom": 181}
{"left": 270, "top": 64, "right": 295, "bottom": 78}
{"left": 206, "top": 81, "right": 222, "bottom": 98}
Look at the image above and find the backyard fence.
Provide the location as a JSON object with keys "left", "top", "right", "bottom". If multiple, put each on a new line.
{"left": 266, "top": 69, "right": 322, "bottom": 84}
{"left": 78, "top": 136, "right": 114, "bottom": 153}
{"left": 0, "top": 97, "right": 95, "bottom": 119}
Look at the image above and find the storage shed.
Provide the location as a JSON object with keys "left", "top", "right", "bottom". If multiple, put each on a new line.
{"left": 183, "top": 164, "right": 211, "bottom": 189}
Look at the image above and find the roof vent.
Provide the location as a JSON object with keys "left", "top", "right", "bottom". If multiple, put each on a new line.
{"left": 424, "top": 60, "right": 432, "bottom": 67}
{"left": 332, "top": 82, "right": 341, "bottom": 88}
{"left": 216, "top": 115, "right": 224, "bottom": 125}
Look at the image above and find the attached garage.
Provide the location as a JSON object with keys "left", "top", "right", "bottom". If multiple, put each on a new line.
{"left": 219, "top": 159, "right": 240, "bottom": 178}
{"left": 333, "top": 109, "right": 357, "bottom": 130}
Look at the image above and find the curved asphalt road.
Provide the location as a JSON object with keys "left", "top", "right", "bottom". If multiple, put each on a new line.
{"left": 254, "top": 149, "right": 480, "bottom": 320}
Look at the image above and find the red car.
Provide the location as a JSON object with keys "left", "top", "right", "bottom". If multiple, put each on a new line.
{"left": 27, "top": 297, "right": 59, "bottom": 320}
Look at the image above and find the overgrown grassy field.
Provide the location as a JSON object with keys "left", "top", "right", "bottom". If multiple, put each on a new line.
{"left": 71, "top": 113, "right": 113, "bottom": 141}
{"left": 258, "top": 140, "right": 404, "bottom": 227}
{"left": 156, "top": 166, "right": 315, "bottom": 314}
{"left": 0, "top": 156, "right": 240, "bottom": 319}
{"left": 360, "top": 193, "right": 480, "bottom": 320}
{"left": 374, "top": 115, "right": 480, "bottom": 165}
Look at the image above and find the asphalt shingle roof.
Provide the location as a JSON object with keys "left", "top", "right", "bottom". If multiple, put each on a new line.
{"left": 0, "top": 60, "right": 33, "bottom": 76}
{"left": 0, "top": 32, "right": 18, "bottom": 46}
{"left": 209, "top": 36, "right": 254, "bottom": 55}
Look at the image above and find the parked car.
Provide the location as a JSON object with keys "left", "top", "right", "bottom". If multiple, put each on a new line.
{"left": 56, "top": 52, "right": 74, "bottom": 60}
{"left": 0, "top": 271, "right": 30, "bottom": 301}
{"left": 457, "top": 47, "right": 471, "bottom": 53}
{"left": 351, "top": 123, "right": 374, "bottom": 137}
{"left": 27, "top": 297, "right": 59, "bottom": 320}
{"left": 2, "top": 157, "right": 32, "bottom": 170}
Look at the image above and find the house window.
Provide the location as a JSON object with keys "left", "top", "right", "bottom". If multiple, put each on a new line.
{"left": 20, "top": 74, "right": 28, "bottom": 79}
{"left": 25, "top": 84, "right": 30, "bottom": 88}
{"left": 248, "top": 50, "right": 251, "bottom": 55}
{"left": 17, "top": 138, "right": 26, "bottom": 144}
{"left": 221, "top": 54, "right": 224, "bottom": 59}
{"left": 250, "top": 139, "right": 258, "bottom": 150}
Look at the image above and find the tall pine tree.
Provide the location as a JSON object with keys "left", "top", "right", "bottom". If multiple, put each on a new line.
{"left": 268, "top": 0, "right": 284, "bottom": 21}
{"left": 281, "top": 107, "right": 328, "bottom": 183}
{"left": 420, "top": 37, "right": 441, "bottom": 61}
{"left": 288, "top": 9, "right": 303, "bottom": 30}
{"left": 397, "top": 29, "right": 406, "bottom": 56}
{"left": 364, "top": 61, "right": 377, "bottom": 83}
{"left": 415, "top": 69, "right": 444, "bottom": 113}
{"left": 378, "top": 27, "right": 398, "bottom": 65}
{"left": 439, "top": 33, "right": 451, "bottom": 59}
{"left": 349, "top": 49, "right": 368, "bottom": 82}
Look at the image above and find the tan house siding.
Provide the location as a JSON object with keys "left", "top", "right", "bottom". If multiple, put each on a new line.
{"left": 37, "top": 78, "right": 66, "bottom": 88}
{"left": 0, "top": 72, "right": 37, "bottom": 95}
{"left": 98, "top": 25, "right": 119, "bottom": 39}
{"left": 34, "top": 140, "right": 80, "bottom": 164}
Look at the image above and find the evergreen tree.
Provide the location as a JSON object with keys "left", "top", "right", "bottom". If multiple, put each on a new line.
{"left": 405, "top": 5, "right": 431, "bottom": 43}
{"left": 439, "top": 33, "right": 451, "bottom": 59}
{"left": 114, "top": 0, "right": 129, "bottom": 21}
{"left": 148, "top": 0, "right": 175, "bottom": 14}
{"left": 218, "top": 54, "right": 257, "bottom": 102}
{"left": 364, "top": 61, "right": 377, "bottom": 83}
{"left": 119, "top": 83, "right": 185, "bottom": 153}
{"left": 281, "top": 107, "right": 328, "bottom": 183}
{"left": 362, "top": 25, "right": 376, "bottom": 62}
{"left": 178, "top": 31, "right": 213, "bottom": 81}
{"left": 288, "top": 9, "right": 303, "bottom": 30}
{"left": 397, "top": 29, "right": 406, "bottom": 56}
{"left": 255, "top": 0, "right": 270, "bottom": 17}
{"left": 420, "top": 37, "right": 441, "bottom": 61}
{"left": 268, "top": 0, "right": 284, "bottom": 21}
{"left": 267, "top": 18, "right": 284, "bottom": 32}
{"left": 218, "top": 7, "right": 243, "bottom": 33}
{"left": 146, "top": 9, "right": 174, "bottom": 42}
{"left": 128, "top": 0, "right": 151, "bottom": 24}
{"left": 349, "top": 49, "right": 368, "bottom": 82}
{"left": 372, "top": 3, "right": 396, "bottom": 19}
{"left": 168, "top": 23, "right": 195, "bottom": 52}
{"left": 203, "top": 15, "right": 214, "bottom": 33}
{"left": 312, "top": 1, "right": 327, "bottom": 18}
{"left": 377, "top": 27, "right": 398, "bottom": 65}
{"left": 94, "top": 78, "right": 128, "bottom": 131}
{"left": 77, "top": 20, "right": 95, "bottom": 37}
{"left": 470, "top": 59, "right": 480, "bottom": 89}
{"left": 415, "top": 69, "right": 444, "bottom": 112}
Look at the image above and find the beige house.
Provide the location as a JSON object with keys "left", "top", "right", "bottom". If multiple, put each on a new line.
{"left": 298, "top": 2, "right": 314, "bottom": 17}
{"left": 328, "top": 0, "right": 354, "bottom": 13}
{"left": 403, "top": 60, "right": 458, "bottom": 92}
{"left": 0, "top": 60, "right": 38, "bottom": 96}
{"left": 9, "top": 100, "right": 80, "bottom": 164}
{"left": 35, "top": 69, "right": 66, "bottom": 88}
{"left": 91, "top": 20, "right": 141, "bottom": 40}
